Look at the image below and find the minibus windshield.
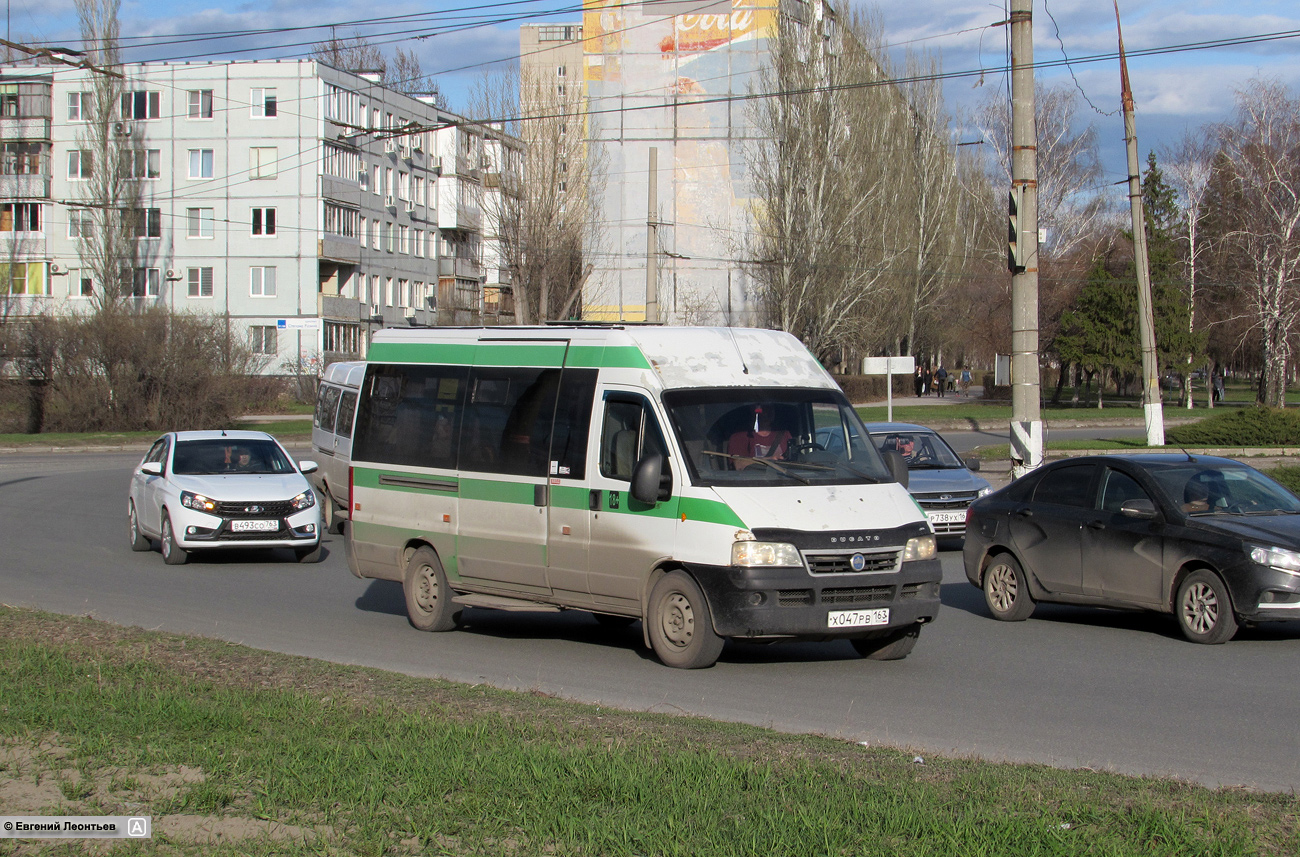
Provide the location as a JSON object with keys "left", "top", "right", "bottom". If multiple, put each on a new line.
{"left": 661, "top": 388, "right": 893, "bottom": 487}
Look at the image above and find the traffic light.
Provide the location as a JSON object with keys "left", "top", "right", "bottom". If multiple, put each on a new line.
{"left": 1008, "top": 186, "right": 1025, "bottom": 272}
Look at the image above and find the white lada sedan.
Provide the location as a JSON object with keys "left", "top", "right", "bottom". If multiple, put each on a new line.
{"left": 127, "top": 430, "right": 322, "bottom": 565}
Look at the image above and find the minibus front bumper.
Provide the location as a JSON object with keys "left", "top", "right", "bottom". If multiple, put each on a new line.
{"left": 687, "top": 559, "right": 943, "bottom": 639}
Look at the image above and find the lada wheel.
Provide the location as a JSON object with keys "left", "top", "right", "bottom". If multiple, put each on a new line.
{"left": 983, "top": 553, "right": 1034, "bottom": 621}
{"left": 1176, "top": 570, "right": 1238, "bottom": 644}
{"left": 160, "top": 513, "right": 188, "bottom": 566}
{"left": 295, "top": 544, "right": 323, "bottom": 563}
{"left": 647, "top": 571, "right": 724, "bottom": 669}
{"left": 403, "top": 547, "right": 461, "bottom": 632}
{"left": 128, "top": 501, "right": 150, "bottom": 552}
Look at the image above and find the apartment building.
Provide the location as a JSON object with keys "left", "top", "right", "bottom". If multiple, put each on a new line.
{"left": 0, "top": 60, "right": 515, "bottom": 371}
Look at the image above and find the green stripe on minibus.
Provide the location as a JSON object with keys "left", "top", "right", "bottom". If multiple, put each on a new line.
{"left": 362, "top": 342, "right": 651, "bottom": 370}
{"left": 458, "top": 477, "right": 535, "bottom": 504}
{"left": 679, "top": 496, "right": 747, "bottom": 529}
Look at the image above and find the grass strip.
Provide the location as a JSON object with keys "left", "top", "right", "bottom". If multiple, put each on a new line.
{"left": 0, "top": 608, "right": 1295, "bottom": 856}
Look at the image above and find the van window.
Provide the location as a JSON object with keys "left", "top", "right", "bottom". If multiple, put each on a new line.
{"left": 352, "top": 364, "right": 467, "bottom": 468}
{"left": 549, "top": 369, "right": 597, "bottom": 479}
{"left": 336, "top": 390, "right": 358, "bottom": 437}
{"left": 315, "top": 384, "right": 342, "bottom": 430}
{"left": 600, "top": 396, "right": 667, "bottom": 482}
{"left": 461, "top": 367, "right": 560, "bottom": 477}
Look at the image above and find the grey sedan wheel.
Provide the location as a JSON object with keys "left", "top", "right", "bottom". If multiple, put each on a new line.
{"left": 128, "top": 501, "right": 151, "bottom": 552}
{"left": 983, "top": 553, "right": 1034, "bottom": 621}
{"left": 1175, "top": 570, "right": 1238, "bottom": 644}
{"left": 160, "top": 513, "right": 188, "bottom": 566}
{"left": 403, "top": 547, "right": 461, "bottom": 632}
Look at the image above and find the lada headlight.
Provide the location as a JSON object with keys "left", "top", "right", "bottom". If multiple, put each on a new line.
{"left": 1248, "top": 544, "right": 1300, "bottom": 576}
{"left": 289, "top": 490, "right": 316, "bottom": 512}
{"left": 903, "top": 535, "right": 937, "bottom": 562}
{"left": 731, "top": 541, "right": 801, "bottom": 567}
{"left": 180, "top": 491, "right": 217, "bottom": 513}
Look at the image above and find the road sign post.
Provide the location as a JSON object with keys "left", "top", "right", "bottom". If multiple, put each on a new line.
{"left": 861, "top": 356, "right": 917, "bottom": 422}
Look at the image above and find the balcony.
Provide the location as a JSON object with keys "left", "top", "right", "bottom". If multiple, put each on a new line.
{"left": 438, "top": 257, "right": 480, "bottom": 280}
{"left": 0, "top": 175, "right": 52, "bottom": 199}
{"left": 320, "top": 174, "right": 358, "bottom": 203}
{"left": 319, "top": 294, "right": 364, "bottom": 321}
{"left": 318, "top": 235, "right": 361, "bottom": 264}
{"left": 0, "top": 117, "right": 51, "bottom": 141}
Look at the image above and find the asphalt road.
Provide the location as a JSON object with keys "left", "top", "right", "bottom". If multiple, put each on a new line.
{"left": 3, "top": 450, "right": 1298, "bottom": 791}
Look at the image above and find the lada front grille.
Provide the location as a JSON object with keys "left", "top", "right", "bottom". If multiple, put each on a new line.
{"left": 803, "top": 549, "right": 901, "bottom": 575}
{"left": 911, "top": 490, "right": 979, "bottom": 511}
{"left": 215, "top": 500, "right": 294, "bottom": 518}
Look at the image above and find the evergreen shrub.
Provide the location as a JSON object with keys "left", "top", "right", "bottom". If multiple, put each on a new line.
{"left": 1167, "top": 407, "right": 1300, "bottom": 447}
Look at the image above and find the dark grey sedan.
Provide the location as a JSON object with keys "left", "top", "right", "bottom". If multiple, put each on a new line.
{"left": 963, "top": 454, "right": 1300, "bottom": 643}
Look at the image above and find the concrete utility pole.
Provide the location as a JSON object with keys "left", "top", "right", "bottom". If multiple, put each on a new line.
{"left": 1008, "top": 0, "right": 1043, "bottom": 478}
{"left": 1116, "top": 3, "right": 1165, "bottom": 446}
{"left": 645, "top": 147, "right": 659, "bottom": 323}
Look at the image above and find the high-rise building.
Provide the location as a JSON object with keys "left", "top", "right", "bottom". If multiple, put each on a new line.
{"left": 0, "top": 60, "right": 517, "bottom": 371}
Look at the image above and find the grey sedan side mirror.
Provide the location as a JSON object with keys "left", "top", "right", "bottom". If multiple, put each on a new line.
{"left": 1120, "top": 498, "right": 1159, "bottom": 520}
{"left": 965, "top": 458, "right": 981, "bottom": 472}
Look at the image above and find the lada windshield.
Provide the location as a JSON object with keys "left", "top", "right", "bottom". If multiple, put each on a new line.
{"left": 661, "top": 388, "right": 893, "bottom": 487}
{"left": 173, "top": 439, "right": 296, "bottom": 476}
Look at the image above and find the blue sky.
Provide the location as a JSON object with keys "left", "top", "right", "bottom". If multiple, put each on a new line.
{"left": 8, "top": 0, "right": 1299, "bottom": 183}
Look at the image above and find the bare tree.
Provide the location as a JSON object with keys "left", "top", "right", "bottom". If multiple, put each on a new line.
{"left": 746, "top": 7, "right": 914, "bottom": 364}
{"left": 311, "top": 32, "right": 442, "bottom": 104}
{"left": 1159, "top": 132, "right": 1216, "bottom": 407}
{"left": 972, "top": 83, "right": 1111, "bottom": 262}
{"left": 73, "top": 0, "right": 142, "bottom": 310}
{"left": 471, "top": 67, "right": 604, "bottom": 324}
{"left": 1214, "top": 78, "right": 1300, "bottom": 407}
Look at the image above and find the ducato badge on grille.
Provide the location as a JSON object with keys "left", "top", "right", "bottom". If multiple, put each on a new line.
{"left": 849, "top": 553, "right": 866, "bottom": 571}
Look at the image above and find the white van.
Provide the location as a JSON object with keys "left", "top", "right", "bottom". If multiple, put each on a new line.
{"left": 345, "top": 326, "right": 940, "bottom": 668}
{"left": 311, "top": 360, "right": 365, "bottom": 532}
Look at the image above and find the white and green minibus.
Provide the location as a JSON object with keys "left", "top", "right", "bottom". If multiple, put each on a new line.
{"left": 344, "top": 325, "right": 941, "bottom": 668}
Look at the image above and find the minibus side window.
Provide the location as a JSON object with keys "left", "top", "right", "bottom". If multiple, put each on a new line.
{"left": 600, "top": 397, "right": 667, "bottom": 482}
{"left": 335, "top": 390, "right": 358, "bottom": 437}
{"left": 548, "top": 369, "right": 597, "bottom": 479}
{"left": 461, "top": 367, "right": 561, "bottom": 477}
{"left": 315, "top": 384, "right": 341, "bottom": 429}
{"left": 352, "top": 364, "right": 467, "bottom": 468}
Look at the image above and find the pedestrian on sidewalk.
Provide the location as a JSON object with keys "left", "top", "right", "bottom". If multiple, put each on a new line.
{"left": 934, "top": 365, "right": 948, "bottom": 397}
{"left": 959, "top": 366, "right": 972, "bottom": 397}
{"left": 913, "top": 366, "right": 924, "bottom": 397}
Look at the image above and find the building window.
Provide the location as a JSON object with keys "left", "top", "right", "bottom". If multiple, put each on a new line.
{"left": 186, "top": 207, "right": 214, "bottom": 238}
{"left": 323, "top": 204, "right": 358, "bottom": 239}
{"left": 187, "top": 267, "right": 214, "bottom": 298}
{"left": 399, "top": 225, "right": 409, "bottom": 254}
{"left": 250, "top": 87, "right": 277, "bottom": 118}
{"left": 250, "top": 326, "right": 277, "bottom": 355}
{"left": 68, "top": 209, "right": 94, "bottom": 239}
{"left": 383, "top": 222, "right": 394, "bottom": 253}
{"left": 131, "top": 267, "right": 161, "bottom": 297}
{"left": 0, "top": 262, "right": 49, "bottom": 296}
{"left": 0, "top": 202, "right": 41, "bottom": 233}
{"left": 79, "top": 277, "right": 94, "bottom": 297}
{"left": 323, "top": 143, "right": 360, "bottom": 180}
{"left": 397, "top": 278, "right": 409, "bottom": 309}
{"left": 188, "top": 89, "right": 213, "bottom": 119}
{"left": 413, "top": 229, "right": 423, "bottom": 258}
{"left": 250, "top": 147, "right": 277, "bottom": 179}
{"left": 398, "top": 171, "right": 409, "bottom": 201}
{"left": 124, "top": 149, "right": 160, "bottom": 179}
{"left": 323, "top": 321, "right": 360, "bottom": 355}
{"left": 188, "top": 149, "right": 214, "bottom": 179}
{"left": 2, "top": 141, "right": 42, "bottom": 175}
{"left": 68, "top": 92, "right": 90, "bottom": 121}
{"left": 370, "top": 218, "right": 380, "bottom": 250}
{"left": 0, "top": 84, "right": 18, "bottom": 117}
{"left": 250, "top": 266, "right": 277, "bottom": 297}
{"left": 252, "top": 207, "right": 276, "bottom": 236}
{"left": 557, "top": 65, "right": 566, "bottom": 77}
{"left": 68, "top": 150, "right": 92, "bottom": 180}
{"left": 120, "top": 91, "right": 161, "bottom": 120}
{"left": 126, "top": 208, "right": 162, "bottom": 239}
{"left": 413, "top": 175, "right": 424, "bottom": 206}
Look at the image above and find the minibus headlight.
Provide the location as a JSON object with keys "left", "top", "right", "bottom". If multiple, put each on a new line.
{"left": 903, "top": 535, "right": 937, "bottom": 562}
{"left": 180, "top": 491, "right": 216, "bottom": 513}
{"left": 731, "top": 541, "right": 802, "bottom": 567}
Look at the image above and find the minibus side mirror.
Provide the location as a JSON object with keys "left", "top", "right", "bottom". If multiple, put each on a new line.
{"left": 631, "top": 454, "right": 671, "bottom": 505}
{"left": 882, "top": 449, "right": 909, "bottom": 488}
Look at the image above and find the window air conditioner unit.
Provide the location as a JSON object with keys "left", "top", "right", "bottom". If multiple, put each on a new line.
{"left": 383, "top": 138, "right": 396, "bottom": 153}
{"left": 113, "top": 121, "right": 133, "bottom": 137}
{"left": 385, "top": 195, "right": 395, "bottom": 208}
{"left": 430, "top": 157, "right": 442, "bottom": 176}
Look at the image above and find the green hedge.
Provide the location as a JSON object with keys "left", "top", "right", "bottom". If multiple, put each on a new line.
{"left": 1167, "top": 407, "right": 1300, "bottom": 447}
{"left": 834, "top": 374, "right": 913, "bottom": 403}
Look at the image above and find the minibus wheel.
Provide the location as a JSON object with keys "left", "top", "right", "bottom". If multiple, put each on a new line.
{"left": 648, "top": 571, "right": 724, "bottom": 669}
{"left": 404, "top": 547, "right": 462, "bottom": 632}
{"left": 850, "top": 624, "right": 920, "bottom": 660}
